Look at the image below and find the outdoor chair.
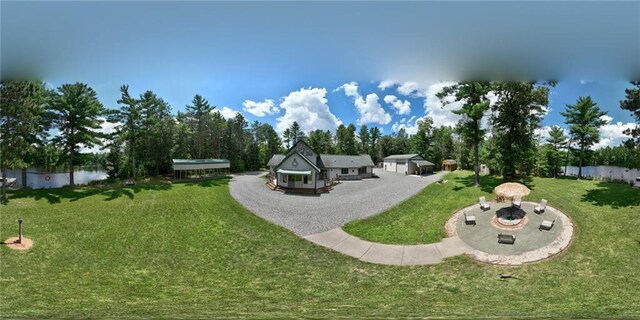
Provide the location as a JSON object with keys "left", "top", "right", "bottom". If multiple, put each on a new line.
{"left": 539, "top": 219, "right": 555, "bottom": 231}
{"left": 512, "top": 196, "right": 522, "bottom": 209}
{"left": 498, "top": 233, "right": 516, "bottom": 244}
{"left": 534, "top": 199, "right": 547, "bottom": 213}
{"left": 464, "top": 212, "right": 476, "bottom": 225}
{"left": 479, "top": 196, "right": 491, "bottom": 211}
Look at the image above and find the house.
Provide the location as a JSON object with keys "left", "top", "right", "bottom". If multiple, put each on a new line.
{"left": 382, "top": 154, "right": 434, "bottom": 175}
{"left": 442, "top": 159, "right": 457, "bottom": 171}
{"left": 267, "top": 139, "right": 375, "bottom": 192}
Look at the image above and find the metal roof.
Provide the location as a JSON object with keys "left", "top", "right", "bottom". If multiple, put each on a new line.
{"left": 319, "top": 154, "right": 374, "bottom": 168}
{"left": 267, "top": 154, "right": 285, "bottom": 167}
{"left": 172, "top": 159, "right": 230, "bottom": 164}
{"left": 442, "top": 159, "right": 457, "bottom": 164}
{"left": 412, "top": 160, "right": 435, "bottom": 166}
{"left": 274, "top": 151, "right": 321, "bottom": 172}
{"left": 383, "top": 154, "right": 421, "bottom": 160}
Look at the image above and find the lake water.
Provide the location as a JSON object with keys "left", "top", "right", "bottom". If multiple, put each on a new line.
{"left": 3, "top": 168, "right": 108, "bottom": 189}
{"left": 562, "top": 165, "right": 640, "bottom": 183}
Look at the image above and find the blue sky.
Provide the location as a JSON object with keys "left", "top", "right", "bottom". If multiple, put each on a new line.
{"left": 2, "top": 1, "right": 639, "bottom": 148}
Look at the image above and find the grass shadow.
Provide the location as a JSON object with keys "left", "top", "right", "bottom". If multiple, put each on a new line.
{"left": 7, "top": 181, "right": 173, "bottom": 204}
{"left": 452, "top": 173, "right": 504, "bottom": 193}
{"left": 581, "top": 181, "right": 640, "bottom": 209}
{"left": 177, "top": 176, "right": 231, "bottom": 188}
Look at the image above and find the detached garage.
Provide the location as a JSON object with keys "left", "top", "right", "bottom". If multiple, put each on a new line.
{"left": 383, "top": 154, "right": 434, "bottom": 175}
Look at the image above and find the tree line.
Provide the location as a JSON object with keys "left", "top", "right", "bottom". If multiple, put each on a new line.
{"left": 1, "top": 80, "right": 639, "bottom": 202}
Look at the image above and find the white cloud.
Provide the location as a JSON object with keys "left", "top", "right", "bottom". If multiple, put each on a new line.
{"left": 391, "top": 116, "right": 426, "bottom": 135}
{"left": 337, "top": 81, "right": 392, "bottom": 125}
{"left": 600, "top": 115, "right": 613, "bottom": 123}
{"left": 378, "top": 80, "right": 397, "bottom": 90}
{"left": 383, "top": 95, "right": 411, "bottom": 115}
{"left": 242, "top": 99, "right": 278, "bottom": 117}
{"left": 422, "top": 81, "right": 465, "bottom": 128}
{"left": 216, "top": 106, "right": 241, "bottom": 119}
{"left": 276, "top": 87, "right": 342, "bottom": 134}
{"left": 580, "top": 80, "right": 595, "bottom": 85}
{"left": 397, "top": 81, "right": 430, "bottom": 97}
{"left": 592, "top": 121, "right": 635, "bottom": 149}
{"left": 534, "top": 126, "right": 553, "bottom": 141}
{"left": 81, "top": 117, "right": 119, "bottom": 153}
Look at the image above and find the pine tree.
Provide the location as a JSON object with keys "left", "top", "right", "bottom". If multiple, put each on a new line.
{"left": 50, "top": 83, "right": 105, "bottom": 187}
{"left": 561, "top": 96, "right": 607, "bottom": 179}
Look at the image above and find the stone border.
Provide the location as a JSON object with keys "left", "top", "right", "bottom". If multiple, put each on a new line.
{"left": 446, "top": 202, "right": 574, "bottom": 266}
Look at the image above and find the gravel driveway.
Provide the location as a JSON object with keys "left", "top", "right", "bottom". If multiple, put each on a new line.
{"left": 229, "top": 169, "right": 446, "bottom": 235}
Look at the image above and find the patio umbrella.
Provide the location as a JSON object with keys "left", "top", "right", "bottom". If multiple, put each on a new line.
{"left": 493, "top": 182, "right": 530, "bottom": 199}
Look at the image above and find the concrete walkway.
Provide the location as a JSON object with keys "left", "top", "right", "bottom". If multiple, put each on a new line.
{"left": 304, "top": 228, "right": 473, "bottom": 266}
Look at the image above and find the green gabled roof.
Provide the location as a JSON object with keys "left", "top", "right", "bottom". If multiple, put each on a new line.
{"left": 172, "top": 159, "right": 230, "bottom": 164}
{"left": 267, "top": 154, "right": 285, "bottom": 167}
{"left": 319, "top": 154, "right": 374, "bottom": 168}
{"left": 274, "top": 151, "right": 320, "bottom": 172}
{"left": 383, "top": 154, "right": 421, "bottom": 160}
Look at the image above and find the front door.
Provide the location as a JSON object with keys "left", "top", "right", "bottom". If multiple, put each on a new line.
{"left": 288, "top": 175, "right": 294, "bottom": 188}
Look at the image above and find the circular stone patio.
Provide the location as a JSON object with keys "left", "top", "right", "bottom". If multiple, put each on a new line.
{"left": 445, "top": 201, "right": 574, "bottom": 265}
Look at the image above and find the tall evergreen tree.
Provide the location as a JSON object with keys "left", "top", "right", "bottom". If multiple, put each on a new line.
{"left": 0, "top": 80, "right": 48, "bottom": 202}
{"left": 108, "top": 85, "right": 141, "bottom": 179}
{"left": 50, "top": 83, "right": 105, "bottom": 187}
{"left": 561, "top": 96, "right": 607, "bottom": 179}
{"left": 491, "top": 81, "right": 551, "bottom": 180}
{"left": 438, "top": 82, "right": 491, "bottom": 186}
{"left": 620, "top": 81, "right": 640, "bottom": 145}
{"left": 185, "top": 94, "right": 213, "bottom": 158}
{"left": 546, "top": 126, "right": 567, "bottom": 178}
{"left": 358, "top": 125, "right": 370, "bottom": 154}
{"left": 369, "top": 126, "right": 381, "bottom": 162}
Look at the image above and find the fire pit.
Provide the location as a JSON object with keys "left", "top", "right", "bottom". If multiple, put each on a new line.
{"left": 491, "top": 208, "right": 528, "bottom": 230}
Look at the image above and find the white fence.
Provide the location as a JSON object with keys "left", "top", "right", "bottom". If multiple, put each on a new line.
{"left": 4, "top": 169, "right": 107, "bottom": 189}
{"left": 562, "top": 166, "right": 640, "bottom": 183}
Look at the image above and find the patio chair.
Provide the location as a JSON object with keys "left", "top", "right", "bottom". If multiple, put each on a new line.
{"left": 539, "top": 219, "right": 555, "bottom": 231}
{"left": 479, "top": 196, "right": 491, "bottom": 211}
{"left": 512, "top": 195, "right": 522, "bottom": 209}
{"left": 534, "top": 199, "right": 547, "bottom": 213}
{"left": 498, "top": 233, "right": 516, "bottom": 244}
{"left": 464, "top": 212, "right": 476, "bottom": 225}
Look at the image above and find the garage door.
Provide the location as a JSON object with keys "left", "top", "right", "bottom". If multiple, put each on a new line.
{"left": 396, "top": 163, "right": 407, "bottom": 174}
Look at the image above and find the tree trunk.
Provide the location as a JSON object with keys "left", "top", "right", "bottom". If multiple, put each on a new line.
{"left": 473, "top": 140, "right": 480, "bottom": 186}
{"left": 131, "top": 141, "right": 136, "bottom": 180}
{"left": 21, "top": 168, "right": 27, "bottom": 188}
{"left": 577, "top": 148, "right": 584, "bottom": 180}
{"left": 1, "top": 167, "right": 7, "bottom": 204}
{"left": 69, "top": 153, "right": 75, "bottom": 187}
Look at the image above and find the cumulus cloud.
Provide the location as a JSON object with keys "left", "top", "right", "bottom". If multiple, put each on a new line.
{"left": 383, "top": 95, "right": 411, "bottom": 115}
{"left": 276, "top": 87, "right": 342, "bottom": 133}
{"left": 242, "top": 99, "right": 278, "bottom": 117}
{"left": 391, "top": 115, "right": 426, "bottom": 135}
{"left": 397, "top": 81, "right": 430, "bottom": 97}
{"left": 421, "top": 81, "right": 465, "bottom": 128}
{"left": 216, "top": 106, "right": 241, "bottom": 119}
{"left": 337, "top": 81, "right": 391, "bottom": 125}
{"left": 534, "top": 126, "right": 553, "bottom": 141}
{"left": 592, "top": 121, "right": 635, "bottom": 149}
{"left": 378, "top": 80, "right": 397, "bottom": 90}
{"left": 600, "top": 115, "right": 613, "bottom": 123}
{"left": 81, "top": 117, "right": 119, "bottom": 153}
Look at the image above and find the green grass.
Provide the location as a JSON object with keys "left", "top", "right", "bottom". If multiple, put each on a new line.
{"left": 1, "top": 174, "right": 640, "bottom": 318}
{"left": 344, "top": 171, "right": 503, "bottom": 244}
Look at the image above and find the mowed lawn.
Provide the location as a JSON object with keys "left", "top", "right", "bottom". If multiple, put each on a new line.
{"left": 1, "top": 174, "right": 640, "bottom": 318}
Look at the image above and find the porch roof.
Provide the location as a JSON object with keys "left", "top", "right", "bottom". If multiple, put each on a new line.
{"left": 412, "top": 160, "right": 435, "bottom": 167}
{"left": 277, "top": 169, "right": 312, "bottom": 176}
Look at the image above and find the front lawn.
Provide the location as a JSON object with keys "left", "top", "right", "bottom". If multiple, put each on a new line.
{"left": 1, "top": 174, "right": 639, "bottom": 318}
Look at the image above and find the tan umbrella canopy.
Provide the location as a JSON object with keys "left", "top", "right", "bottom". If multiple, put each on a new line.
{"left": 493, "top": 182, "right": 530, "bottom": 199}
